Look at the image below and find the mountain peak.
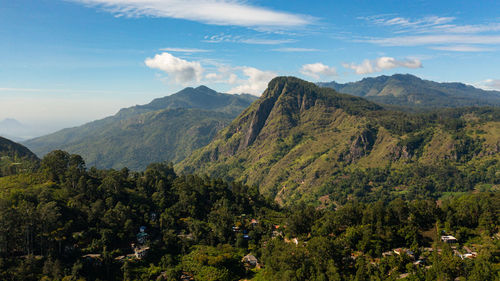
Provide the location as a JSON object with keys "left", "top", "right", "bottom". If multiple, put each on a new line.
{"left": 194, "top": 85, "right": 217, "bottom": 93}
{"left": 0, "top": 118, "right": 23, "bottom": 127}
{"left": 319, "top": 73, "right": 500, "bottom": 108}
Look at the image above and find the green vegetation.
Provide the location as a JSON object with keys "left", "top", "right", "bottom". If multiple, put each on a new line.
{"left": 0, "top": 136, "right": 39, "bottom": 176}
{"left": 0, "top": 150, "right": 498, "bottom": 280}
{"left": 318, "top": 73, "right": 500, "bottom": 109}
{"left": 2, "top": 76, "right": 499, "bottom": 280}
{"left": 178, "top": 77, "right": 500, "bottom": 206}
{"left": 24, "top": 86, "right": 257, "bottom": 171}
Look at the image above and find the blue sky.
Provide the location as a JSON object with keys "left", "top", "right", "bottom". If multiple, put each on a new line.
{"left": 1, "top": 0, "right": 500, "bottom": 134}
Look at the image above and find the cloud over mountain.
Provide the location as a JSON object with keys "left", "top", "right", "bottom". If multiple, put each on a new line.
{"left": 300, "top": 63, "right": 337, "bottom": 79}
{"left": 343, "top": 57, "right": 422, "bottom": 74}
{"left": 145, "top": 52, "right": 204, "bottom": 83}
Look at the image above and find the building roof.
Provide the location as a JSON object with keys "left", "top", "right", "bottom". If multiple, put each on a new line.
{"left": 242, "top": 254, "right": 258, "bottom": 262}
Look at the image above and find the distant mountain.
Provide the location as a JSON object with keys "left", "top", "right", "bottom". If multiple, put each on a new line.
{"left": 318, "top": 74, "right": 500, "bottom": 109}
{"left": 0, "top": 136, "right": 39, "bottom": 176}
{"left": 24, "top": 86, "right": 257, "bottom": 170}
{"left": 0, "top": 118, "right": 30, "bottom": 141}
{"left": 177, "top": 77, "right": 500, "bottom": 206}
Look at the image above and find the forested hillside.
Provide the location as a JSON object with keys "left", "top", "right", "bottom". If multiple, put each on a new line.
{"left": 0, "top": 151, "right": 498, "bottom": 280}
{"left": 178, "top": 77, "right": 500, "bottom": 206}
{"left": 318, "top": 74, "right": 500, "bottom": 109}
{"left": 0, "top": 136, "right": 39, "bottom": 176}
{"left": 24, "top": 87, "right": 256, "bottom": 170}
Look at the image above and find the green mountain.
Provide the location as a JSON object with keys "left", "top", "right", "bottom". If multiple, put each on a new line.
{"left": 318, "top": 74, "right": 500, "bottom": 109}
{"left": 0, "top": 136, "right": 39, "bottom": 176}
{"left": 177, "top": 76, "right": 500, "bottom": 206}
{"left": 24, "top": 86, "right": 257, "bottom": 171}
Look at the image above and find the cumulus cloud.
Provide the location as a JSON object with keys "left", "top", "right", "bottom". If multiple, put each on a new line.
{"left": 144, "top": 52, "right": 204, "bottom": 83}
{"left": 144, "top": 52, "right": 274, "bottom": 95}
{"left": 342, "top": 57, "right": 422, "bottom": 75}
{"left": 73, "top": 0, "right": 313, "bottom": 28}
{"left": 300, "top": 63, "right": 337, "bottom": 79}
{"left": 227, "top": 67, "right": 276, "bottom": 95}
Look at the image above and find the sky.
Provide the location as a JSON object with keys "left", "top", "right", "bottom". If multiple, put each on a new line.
{"left": 1, "top": 0, "right": 500, "bottom": 135}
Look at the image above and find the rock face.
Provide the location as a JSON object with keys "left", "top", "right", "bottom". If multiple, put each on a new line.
{"left": 178, "top": 76, "right": 500, "bottom": 206}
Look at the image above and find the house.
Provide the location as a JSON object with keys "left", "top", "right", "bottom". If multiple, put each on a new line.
{"left": 284, "top": 237, "right": 299, "bottom": 245}
{"left": 250, "top": 219, "right": 259, "bottom": 226}
{"left": 137, "top": 226, "right": 149, "bottom": 244}
{"left": 382, "top": 251, "right": 394, "bottom": 257}
{"left": 242, "top": 254, "right": 259, "bottom": 268}
{"left": 462, "top": 252, "right": 477, "bottom": 259}
{"left": 441, "top": 235, "right": 458, "bottom": 244}
{"left": 133, "top": 245, "right": 150, "bottom": 259}
{"left": 393, "top": 248, "right": 415, "bottom": 259}
{"left": 82, "top": 253, "right": 101, "bottom": 260}
{"left": 82, "top": 254, "right": 102, "bottom": 265}
{"left": 413, "top": 259, "right": 425, "bottom": 266}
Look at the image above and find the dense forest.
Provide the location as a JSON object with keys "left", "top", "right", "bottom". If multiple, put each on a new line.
{"left": 0, "top": 150, "right": 498, "bottom": 280}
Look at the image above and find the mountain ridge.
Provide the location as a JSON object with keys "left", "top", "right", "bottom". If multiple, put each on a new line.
{"left": 177, "top": 76, "right": 500, "bottom": 206}
{"left": 24, "top": 86, "right": 257, "bottom": 170}
{"left": 318, "top": 73, "right": 500, "bottom": 108}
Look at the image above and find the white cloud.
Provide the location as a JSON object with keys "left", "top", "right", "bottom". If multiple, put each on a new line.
{"left": 145, "top": 52, "right": 275, "bottom": 95}
{"left": 364, "top": 35, "right": 500, "bottom": 46}
{"left": 359, "top": 15, "right": 500, "bottom": 52}
{"left": 73, "top": 0, "right": 313, "bottom": 28}
{"left": 342, "top": 57, "right": 422, "bottom": 75}
{"left": 430, "top": 45, "right": 495, "bottom": 52}
{"left": 227, "top": 67, "right": 276, "bottom": 95}
{"left": 272, "top": 47, "right": 320, "bottom": 52}
{"left": 432, "top": 23, "right": 500, "bottom": 34}
{"left": 203, "top": 33, "right": 296, "bottom": 45}
{"left": 300, "top": 63, "right": 337, "bottom": 79}
{"left": 144, "top": 52, "right": 204, "bottom": 83}
{"left": 361, "top": 15, "right": 500, "bottom": 34}
{"left": 160, "top": 47, "right": 211, "bottom": 53}
{"left": 364, "top": 16, "right": 455, "bottom": 29}
{"left": 476, "top": 79, "right": 500, "bottom": 91}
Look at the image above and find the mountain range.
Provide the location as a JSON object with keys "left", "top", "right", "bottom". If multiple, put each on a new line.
{"left": 24, "top": 86, "right": 257, "bottom": 170}
{"left": 22, "top": 74, "right": 500, "bottom": 177}
{"left": 318, "top": 74, "right": 500, "bottom": 109}
{"left": 177, "top": 76, "right": 500, "bottom": 206}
